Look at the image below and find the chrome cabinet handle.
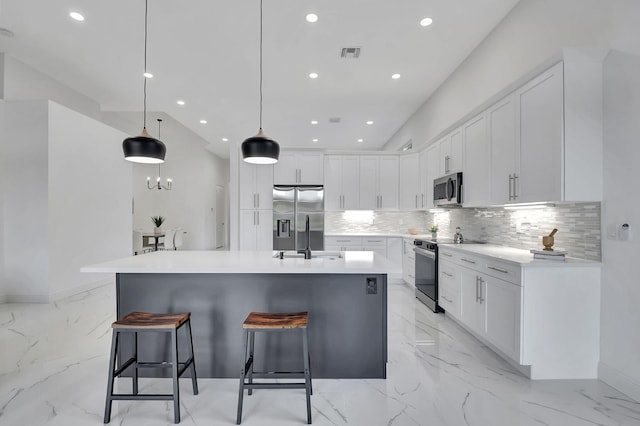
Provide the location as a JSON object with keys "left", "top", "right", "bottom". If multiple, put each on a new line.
{"left": 442, "top": 271, "right": 453, "bottom": 277}
{"left": 257, "top": 193, "right": 259, "bottom": 208}
{"left": 513, "top": 174, "right": 518, "bottom": 200}
{"left": 479, "top": 277, "right": 485, "bottom": 304}
{"left": 488, "top": 265, "right": 509, "bottom": 274}
{"left": 508, "top": 174, "right": 513, "bottom": 200}
{"left": 440, "top": 252, "right": 453, "bottom": 257}
{"left": 475, "top": 276, "right": 480, "bottom": 302}
{"left": 421, "top": 193, "right": 424, "bottom": 208}
{"left": 415, "top": 195, "right": 418, "bottom": 209}
{"left": 462, "top": 258, "right": 476, "bottom": 264}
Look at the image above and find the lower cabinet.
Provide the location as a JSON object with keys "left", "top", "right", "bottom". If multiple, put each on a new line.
{"left": 402, "top": 238, "right": 415, "bottom": 287}
{"left": 239, "top": 210, "right": 273, "bottom": 250}
{"left": 484, "top": 275, "right": 521, "bottom": 361}
{"left": 437, "top": 258, "right": 459, "bottom": 317}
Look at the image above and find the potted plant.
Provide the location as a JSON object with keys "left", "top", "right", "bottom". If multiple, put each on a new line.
{"left": 429, "top": 225, "right": 439, "bottom": 240}
{"left": 151, "top": 215, "right": 165, "bottom": 234}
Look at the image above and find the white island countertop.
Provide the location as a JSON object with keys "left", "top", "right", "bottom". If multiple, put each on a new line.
{"left": 81, "top": 250, "right": 401, "bottom": 275}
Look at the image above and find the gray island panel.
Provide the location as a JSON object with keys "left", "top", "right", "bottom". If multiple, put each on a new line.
{"left": 116, "top": 272, "right": 387, "bottom": 378}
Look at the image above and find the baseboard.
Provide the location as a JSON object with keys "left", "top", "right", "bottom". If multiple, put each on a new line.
{"left": 50, "top": 277, "right": 113, "bottom": 301}
{"left": 5, "top": 293, "right": 50, "bottom": 303}
{"left": 599, "top": 361, "right": 640, "bottom": 402}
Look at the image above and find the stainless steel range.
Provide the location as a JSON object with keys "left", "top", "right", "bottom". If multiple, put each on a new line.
{"left": 413, "top": 239, "right": 441, "bottom": 312}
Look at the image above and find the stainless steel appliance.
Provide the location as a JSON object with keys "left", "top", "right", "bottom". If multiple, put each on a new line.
{"left": 413, "top": 239, "right": 442, "bottom": 312}
{"left": 433, "top": 172, "right": 463, "bottom": 207}
{"left": 273, "top": 185, "right": 324, "bottom": 251}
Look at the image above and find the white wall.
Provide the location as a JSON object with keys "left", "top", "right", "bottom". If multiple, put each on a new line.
{"left": 48, "top": 102, "right": 131, "bottom": 299}
{"left": 1, "top": 54, "right": 101, "bottom": 120}
{"left": 600, "top": 51, "right": 640, "bottom": 402}
{"left": 2, "top": 101, "right": 50, "bottom": 301}
{"left": 382, "top": 0, "right": 640, "bottom": 401}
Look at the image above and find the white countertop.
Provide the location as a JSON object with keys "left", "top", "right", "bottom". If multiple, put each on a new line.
{"left": 438, "top": 243, "right": 600, "bottom": 267}
{"left": 81, "top": 250, "right": 401, "bottom": 274}
{"left": 326, "top": 232, "right": 429, "bottom": 240}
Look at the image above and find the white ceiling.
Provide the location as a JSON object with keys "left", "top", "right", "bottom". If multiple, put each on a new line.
{"left": 0, "top": 0, "right": 519, "bottom": 159}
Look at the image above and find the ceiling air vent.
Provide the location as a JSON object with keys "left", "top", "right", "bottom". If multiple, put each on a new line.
{"left": 329, "top": 117, "right": 341, "bottom": 123}
{"left": 340, "top": 47, "right": 361, "bottom": 59}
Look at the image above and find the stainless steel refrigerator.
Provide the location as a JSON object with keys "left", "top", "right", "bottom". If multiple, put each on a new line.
{"left": 273, "top": 186, "right": 324, "bottom": 251}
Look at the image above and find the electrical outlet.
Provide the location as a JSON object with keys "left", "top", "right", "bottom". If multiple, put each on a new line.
{"left": 366, "top": 277, "right": 377, "bottom": 294}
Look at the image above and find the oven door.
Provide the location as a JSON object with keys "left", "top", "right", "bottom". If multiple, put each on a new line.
{"left": 414, "top": 246, "right": 439, "bottom": 312}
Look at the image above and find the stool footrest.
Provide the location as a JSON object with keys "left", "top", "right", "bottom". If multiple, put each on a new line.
{"left": 249, "top": 371, "right": 306, "bottom": 379}
{"left": 110, "top": 394, "right": 175, "bottom": 401}
{"left": 243, "top": 383, "right": 307, "bottom": 390}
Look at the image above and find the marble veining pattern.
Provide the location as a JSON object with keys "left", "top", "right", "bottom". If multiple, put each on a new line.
{"left": 1, "top": 281, "right": 637, "bottom": 425}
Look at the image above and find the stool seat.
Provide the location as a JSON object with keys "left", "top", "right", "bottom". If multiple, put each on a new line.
{"left": 243, "top": 311, "right": 308, "bottom": 329}
{"left": 113, "top": 312, "right": 190, "bottom": 329}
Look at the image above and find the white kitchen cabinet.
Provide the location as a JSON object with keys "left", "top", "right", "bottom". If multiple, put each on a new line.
{"left": 239, "top": 209, "right": 273, "bottom": 250}
{"left": 324, "top": 155, "right": 359, "bottom": 210}
{"left": 459, "top": 266, "right": 485, "bottom": 335}
{"left": 362, "top": 237, "right": 387, "bottom": 257}
{"left": 484, "top": 274, "right": 521, "bottom": 361}
{"left": 418, "top": 149, "right": 429, "bottom": 209}
{"left": 488, "top": 95, "right": 517, "bottom": 205}
{"left": 402, "top": 238, "right": 415, "bottom": 287}
{"left": 461, "top": 113, "right": 490, "bottom": 207}
{"left": 274, "top": 151, "right": 324, "bottom": 185}
{"left": 239, "top": 159, "right": 273, "bottom": 210}
{"left": 438, "top": 258, "right": 460, "bottom": 318}
{"left": 438, "top": 127, "right": 463, "bottom": 176}
{"left": 386, "top": 237, "right": 402, "bottom": 267}
{"left": 424, "top": 144, "right": 439, "bottom": 210}
{"left": 399, "top": 154, "right": 420, "bottom": 209}
{"left": 359, "top": 156, "right": 399, "bottom": 210}
{"left": 324, "top": 236, "right": 362, "bottom": 251}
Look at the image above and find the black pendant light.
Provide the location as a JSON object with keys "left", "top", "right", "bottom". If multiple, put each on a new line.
{"left": 122, "top": 0, "right": 166, "bottom": 164}
{"left": 241, "top": 0, "right": 280, "bottom": 164}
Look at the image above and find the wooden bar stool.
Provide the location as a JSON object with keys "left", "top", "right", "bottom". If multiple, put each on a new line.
{"left": 236, "top": 311, "right": 312, "bottom": 424}
{"left": 103, "top": 312, "right": 198, "bottom": 424}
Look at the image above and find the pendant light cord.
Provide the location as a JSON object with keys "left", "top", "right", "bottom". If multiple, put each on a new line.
{"left": 143, "top": 0, "right": 149, "bottom": 129}
{"left": 259, "top": 0, "right": 263, "bottom": 130}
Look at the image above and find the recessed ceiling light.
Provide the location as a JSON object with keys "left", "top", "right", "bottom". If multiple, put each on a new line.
{"left": 200, "top": 120, "right": 207, "bottom": 124}
{"left": 312, "top": 138, "right": 319, "bottom": 142}
{"left": 69, "top": 11, "right": 85, "bottom": 21}
{"left": 309, "top": 72, "right": 319, "bottom": 79}
{"left": 305, "top": 13, "right": 318, "bottom": 23}
{"left": 310, "top": 120, "right": 318, "bottom": 125}
{"left": 222, "top": 138, "right": 229, "bottom": 142}
{"left": 366, "top": 120, "right": 374, "bottom": 125}
{"left": 420, "top": 17, "right": 433, "bottom": 27}
{"left": 357, "top": 139, "right": 364, "bottom": 143}
{"left": 391, "top": 73, "right": 401, "bottom": 80}
{"left": 143, "top": 72, "right": 153, "bottom": 78}
{"left": 176, "top": 100, "right": 185, "bottom": 106}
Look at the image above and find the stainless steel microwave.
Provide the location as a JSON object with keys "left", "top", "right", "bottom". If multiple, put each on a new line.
{"left": 433, "top": 172, "right": 463, "bottom": 206}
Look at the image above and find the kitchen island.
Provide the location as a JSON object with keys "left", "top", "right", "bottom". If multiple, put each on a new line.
{"left": 82, "top": 250, "right": 400, "bottom": 378}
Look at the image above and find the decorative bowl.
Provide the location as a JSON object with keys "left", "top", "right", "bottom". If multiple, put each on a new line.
{"left": 408, "top": 228, "right": 420, "bottom": 235}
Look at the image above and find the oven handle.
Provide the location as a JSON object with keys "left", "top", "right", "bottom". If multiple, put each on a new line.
{"left": 413, "top": 247, "right": 436, "bottom": 259}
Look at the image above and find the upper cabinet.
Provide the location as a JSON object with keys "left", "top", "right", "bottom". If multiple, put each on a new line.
{"left": 239, "top": 159, "right": 273, "bottom": 210}
{"left": 359, "top": 156, "right": 399, "bottom": 210}
{"left": 438, "top": 127, "right": 463, "bottom": 176}
{"left": 399, "top": 154, "right": 420, "bottom": 210}
{"left": 324, "top": 155, "right": 359, "bottom": 210}
{"left": 424, "top": 144, "right": 440, "bottom": 210}
{"left": 488, "top": 95, "right": 517, "bottom": 205}
{"left": 461, "top": 112, "right": 490, "bottom": 207}
{"left": 273, "top": 151, "right": 324, "bottom": 185}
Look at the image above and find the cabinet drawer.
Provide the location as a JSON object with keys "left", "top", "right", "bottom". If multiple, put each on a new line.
{"left": 482, "top": 259, "right": 521, "bottom": 284}
{"left": 362, "top": 237, "right": 386, "bottom": 246}
{"left": 438, "top": 248, "right": 459, "bottom": 263}
{"left": 438, "top": 283, "right": 460, "bottom": 318}
{"left": 325, "top": 236, "right": 362, "bottom": 246}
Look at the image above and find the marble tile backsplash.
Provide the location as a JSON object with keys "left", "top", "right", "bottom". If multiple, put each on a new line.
{"left": 325, "top": 202, "right": 601, "bottom": 261}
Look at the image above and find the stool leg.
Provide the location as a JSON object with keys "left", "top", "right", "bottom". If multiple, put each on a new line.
{"left": 236, "top": 329, "right": 249, "bottom": 425}
{"left": 247, "top": 330, "right": 255, "bottom": 396}
{"left": 132, "top": 331, "right": 138, "bottom": 395}
{"left": 103, "top": 330, "right": 119, "bottom": 424}
{"left": 186, "top": 319, "right": 199, "bottom": 395}
{"left": 171, "top": 328, "right": 181, "bottom": 424}
{"left": 302, "top": 328, "right": 312, "bottom": 424}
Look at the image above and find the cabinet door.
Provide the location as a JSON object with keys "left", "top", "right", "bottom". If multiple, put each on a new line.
{"left": 255, "top": 164, "right": 274, "bottom": 210}
{"left": 517, "top": 62, "right": 563, "bottom": 202}
{"left": 239, "top": 210, "right": 257, "bottom": 250}
{"left": 459, "top": 268, "right": 484, "bottom": 334}
{"left": 462, "top": 113, "right": 490, "bottom": 207}
{"left": 449, "top": 128, "right": 463, "bottom": 173}
{"left": 273, "top": 153, "right": 297, "bottom": 185}
{"left": 256, "top": 210, "right": 273, "bottom": 250}
{"left": 438, "top": 136, "right": 450, "bottom": 176}
{"left": 341, "top": 157, "right": 360, "bottom": 209}
{"left": 484, "top": 275, "right": 521, "bottom": 362}
{"left": 378, "top": 156, "right": 399, "bottom": 210}
{"left": 489, "top": 96, "right": 517, "bottom": 205}
{"left": 425, "top": 144, "right": 439, "bottom": 209}
{"left": 298, "top": 153, "right": 324, "bottom": 184}
{"left": 399, "top": 154, "right": 419, "bottom": 209}
{"left": 419, "top": 149, "right": 429, "bottom": 209}
{"left": 402, "top": 239, "right": 415, "bottom": 287}
{"left": 358, "top": 157, "right": 378, "bottom": 210}
{"left": 324, "top": 156, "right": 342, "bottom": 210}
{"left": 239, "top": 160, "right": 258, "bottom": 210}
{"left": 438, "top": 259, "right": 460, "bottom": 319}
{"left": 386, "top": 237, "right": 402, "bottom": 266}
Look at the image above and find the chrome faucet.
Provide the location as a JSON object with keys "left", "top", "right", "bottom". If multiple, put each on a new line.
{"left": 453, "top": 227, "right": 464, "bottom": 244}
{"left": 298, "top": 215, "right": 312, "bottom": 259}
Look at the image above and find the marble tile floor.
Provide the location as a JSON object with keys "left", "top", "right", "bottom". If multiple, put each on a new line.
{"left": 1, "top": 283, "right": 639, "bottom": 426}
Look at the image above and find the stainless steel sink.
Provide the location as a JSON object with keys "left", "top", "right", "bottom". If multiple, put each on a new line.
{"left": 273, "top": 251, "right": 343, "bottom": 260}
